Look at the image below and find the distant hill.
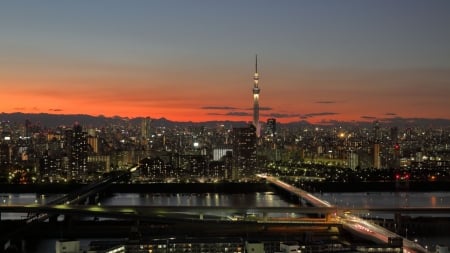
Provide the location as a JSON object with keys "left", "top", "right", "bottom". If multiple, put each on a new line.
{"left": 0, "top": 112, "right": 449, "bottom": 129}
{"left": 1, "top": 112, "right": 125, "bottom": 128}
{"left": 0, "top": 112, "right": 249, "bottom": 129}
{"left": 283, "top": 117, "right": 450, "bottom": 129}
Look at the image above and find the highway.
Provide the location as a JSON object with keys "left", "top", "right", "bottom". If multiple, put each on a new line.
{"left": 1, "top": 165, "right": 138, "bottom": 241}
{"left": 0, "top": 173, "right": 436, "bottom": 252}
{"left": 0, "top": 205, "right": 336, "bottom": 216}
{"left": 258, "top": 174, "right": 429, "bottom": 253}
{"left": 257, "top": 174, "right": 333, "bottom": 208}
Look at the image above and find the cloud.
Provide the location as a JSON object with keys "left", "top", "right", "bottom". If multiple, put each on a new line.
{"left": 315, "top": 101, "right": 337, "bottom": 104}
{"left": 301, "top": 112, "right": 339, "bottom": 119}
{"left": 244, "top": 107, "right": 272, "bottom": 111}
{"left": 361, "top": 115, "right": 377, "bottom": 120}
{"left": 12, "top": 107, "right": 53, "bottom": 112}
{"left": 207, "top": 111, "right": 251, "bottom": 117}
{"left": 203, "top": 106, "right": 272, "bottom": 111}
{"left": 201, "top": 106, "right": 239, "bottom": 110}
{"left": 202, "top": 105, "right": 255, "bottom": 117}
{"left": 264, "top": 113, "right": 300, "bottom": 118}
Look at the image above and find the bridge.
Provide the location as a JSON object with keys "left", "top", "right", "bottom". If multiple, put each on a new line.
{"left": 2, "top": 204, "right": 449, "bottom": 221}
{"left": 0, "top": 204, "right": 342, "bottom": 234}
{"left": 0, "top": 172, "right": 439, "bottom": 252}
{"left": 0, "top": 165, "right": 138, "bottom": 246}
{"left": 258, "top": 174, "right": 429, "bottom": 253}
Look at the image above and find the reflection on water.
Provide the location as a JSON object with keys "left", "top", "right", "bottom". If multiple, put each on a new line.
{"left": 100, "top": 192, "right": 294, "bottom": 207}
{"left": 2, "top": 191, "right": 449, "bottom": 248}
{"left": 1, "top": 193, "right": 65, "bottom": 206}
{"left": 2, "top": 191, "right": 450, "bottom": 209}
{"left": 318, "top": 191, "right": 450, "bottom": 208}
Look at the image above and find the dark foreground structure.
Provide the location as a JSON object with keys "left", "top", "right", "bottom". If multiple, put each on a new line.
{"left": 0, "top": 181, "right": 448, "bottom": 252}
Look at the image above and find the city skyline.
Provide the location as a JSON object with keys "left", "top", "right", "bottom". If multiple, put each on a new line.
{"left": 1, "top": 1, "right": 449, "bottom": 124}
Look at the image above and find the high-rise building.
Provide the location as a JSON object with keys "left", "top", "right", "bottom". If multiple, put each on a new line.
{"left": 141, "top": 117, "right": 151, "bottom": 140}
{"left": 390, "top": 127, "right": 399, "bottom": 144}
{"left": 266, "top": 118, "right": 277, "bottom": 136}
{"left": 66, "top": 123, "right": 88, "bottom": 181}
{"left": 253, "top": 55, "right": 261, "bottom": 137}
{"left": 372, "top": 121, "right": 382, "bottom": 169}
{"left": 373, "top": 120, "right": 381, "bottom": 143}
{"left": 389, "top": 127, "right": 400, "bottom": 169}
{"left": 25, "top": 119, "right": 31, "bottom": 138}
{"left": 87, "top": 136, "right": 99, "bottom": 154}
{"left": 373, "top": 143, "right": 381, "bottom": 169}
{"left": 232, "top": 125, "right": 257, "bottom": 179}
{"left": 213, "top": 147, "right": 233, "bottom": 161}
{"left": 348, "top": 151, "right": 359, "bottom": 170}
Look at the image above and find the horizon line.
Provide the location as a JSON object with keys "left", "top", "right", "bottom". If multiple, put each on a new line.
{"left": 2, "top": 111, "right": 450, "bottom": 126}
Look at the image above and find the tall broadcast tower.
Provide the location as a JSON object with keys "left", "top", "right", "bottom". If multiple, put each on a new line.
{"left": 253, "top": 55, "right": 261, "bottom": 137}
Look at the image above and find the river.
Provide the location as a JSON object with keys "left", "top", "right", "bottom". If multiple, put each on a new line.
{"left": 1, "top": 191, "right": 449, "bottom": 251}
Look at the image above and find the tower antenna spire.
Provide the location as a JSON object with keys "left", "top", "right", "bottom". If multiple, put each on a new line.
{"left": 255, "top": 54, "right": 258, "bottom": 73}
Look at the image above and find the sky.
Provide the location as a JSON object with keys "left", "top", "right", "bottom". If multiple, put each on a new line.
{"left": 1, "top": 1, "right": 449, "bottom": 124}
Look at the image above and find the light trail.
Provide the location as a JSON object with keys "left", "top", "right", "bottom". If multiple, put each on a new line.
{"left": 259, "top": 175, "right": 429, "bottom": 253}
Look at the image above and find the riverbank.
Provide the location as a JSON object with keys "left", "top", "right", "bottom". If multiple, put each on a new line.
{"left": 301, "top": 181, "right": 450, "bottom": 192}
{"left": 0, "top": 182, "right": 271, "bottom": 194}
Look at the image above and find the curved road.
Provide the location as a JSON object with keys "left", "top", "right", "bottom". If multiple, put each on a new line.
{"left": 257, "top": 174, "right": 428, "bottom": 253}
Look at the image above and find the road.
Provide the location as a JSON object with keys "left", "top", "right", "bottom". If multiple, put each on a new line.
{"left": 1, "top": 165, "right": 138, "bottom": 241}
{"left": 257, "top": 174, "right": 429, "bottom": 253}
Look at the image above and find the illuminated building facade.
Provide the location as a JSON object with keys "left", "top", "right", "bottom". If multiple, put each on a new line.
{"left": 373, "top": 143, "right": 381, "bottom": 169}
{"left": 232, "top": 125, "right": 257, "bottom": 179}
{"left": 141, "top": 117, "right": 151, "bottom": 141}
{"left": 66, "top": 123, "right": 88, "bottom": 181}
{"left": 266, "top": 118, "right": 276, "bottom": 136}
{"left": 348, "top": 151, "right": 359, "bottom": 170}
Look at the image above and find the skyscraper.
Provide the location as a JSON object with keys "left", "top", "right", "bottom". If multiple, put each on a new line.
{"left": 232, "top": 125, "right": 257, "bottom": 179}
{"left": 266, "top": 118, "right": 277, "bottom": 136}
{"left": 66, "top": 123, "right": 88, "bottom": 181}
{"left": 372, "top": 121, "right": 381, "bottom": 169}
{"left": 252, "top": 55, "right": 261, "bottom": 137}
{"left": 373, "top": 143, "right": 381, "bottom": 169}
{"left": 141, "top": 117, "right": 151, "bottom": 140}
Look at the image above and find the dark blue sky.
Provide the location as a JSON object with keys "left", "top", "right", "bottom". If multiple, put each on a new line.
{"left": 1, "top": 1, "right": 449, "bottom": 122}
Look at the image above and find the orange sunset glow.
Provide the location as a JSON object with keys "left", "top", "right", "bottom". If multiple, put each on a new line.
{"left": 1, "top": 1, "right": 449, "bottom": 124}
